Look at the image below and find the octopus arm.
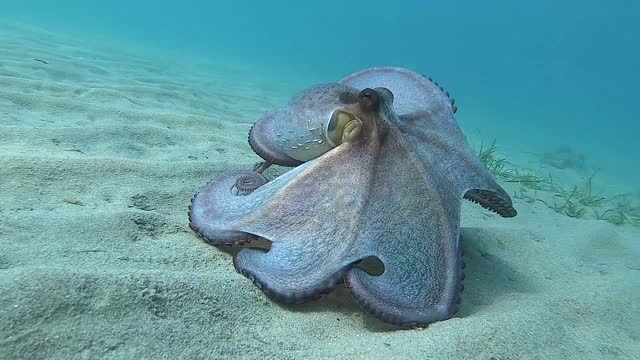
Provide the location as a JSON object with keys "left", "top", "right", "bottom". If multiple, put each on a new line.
{"left": 342, "top": 128, "right": 465, "bottom": 327}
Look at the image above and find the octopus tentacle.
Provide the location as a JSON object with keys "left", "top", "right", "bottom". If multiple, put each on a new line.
{"left": 189, "top": 201, "right": 254, "bottom": 246}
{"left": 344, "top": 234, "right": 464, "bottom": 327}
{"left": 422, "top": 74, "right": 457, "bottom": 113}
{"left": 454, "top": 235, "right": 465, "bottom": 314}
{"left": 252, "top": 161, "right": 272, "bottom": 174}
{"left": 233, "top": 246, "right": 350, "bottom": 304}
{"left": 188, "top": 170, "right": 267, "bottom": 245}
{"left": 335, "top": 123, "right": 466, "bottom": 327}
{"left": 464, "top": 188, "right": 517, "bottom": 218}
{"left": 234, "top": 171, "right": 268, "bottom": 196}
{"left": 248, "top": 111, "right": 304, "bottom": 167}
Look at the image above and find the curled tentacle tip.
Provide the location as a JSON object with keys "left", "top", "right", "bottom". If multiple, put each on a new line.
{"left": 253, "top": 161, "right": 272, "bottom": 174}
{"left": 233, "top": 172, "right": 268, "bottom": 195}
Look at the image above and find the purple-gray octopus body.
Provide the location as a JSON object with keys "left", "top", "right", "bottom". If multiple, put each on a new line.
{"left": 188, "top": 67, "right": 516, "bottom": 327}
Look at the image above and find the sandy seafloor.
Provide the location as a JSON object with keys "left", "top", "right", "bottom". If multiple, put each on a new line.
{"left": 1, "top": 24, "right": 639, "bottom": 360}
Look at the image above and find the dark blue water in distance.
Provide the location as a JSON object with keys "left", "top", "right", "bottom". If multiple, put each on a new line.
{"left": 5, "top": 0, "right": 638, "bottom": 184}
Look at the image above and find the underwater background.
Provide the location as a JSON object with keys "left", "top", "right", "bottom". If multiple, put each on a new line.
{"left": 1, "top": 0, "right": 639, "bottom": 359}
{"left": 5, "top": 0, "right": 640, "bottom": 183}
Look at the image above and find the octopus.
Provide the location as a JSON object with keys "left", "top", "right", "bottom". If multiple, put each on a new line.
{"left": 188, "top": 67, "right": 516, "bottom": 327}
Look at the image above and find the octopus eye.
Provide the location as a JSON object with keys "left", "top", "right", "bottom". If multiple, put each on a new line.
{"left": 358, "top": 88, "right": 380, "bottom": 112}
{"left": 325, "top": 110, "right": 363, "bottom": 147}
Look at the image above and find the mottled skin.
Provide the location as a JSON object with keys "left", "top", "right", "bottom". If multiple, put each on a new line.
{"left": 248, "top": 83, "right": 362, "bottom": 166}
{"left": 188, "top": 67, "right": 516, "bottom": 327}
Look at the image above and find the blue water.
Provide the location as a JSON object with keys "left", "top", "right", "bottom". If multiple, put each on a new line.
{"left": 5, "top": 0, "right": 638, "bottom": 184}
